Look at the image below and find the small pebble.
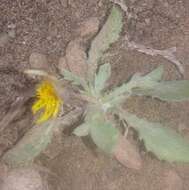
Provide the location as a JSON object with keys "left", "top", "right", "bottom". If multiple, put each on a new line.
{"left": 145, "top": 18, "right": 151, "bottom": 25}
{"left": 65, "top": 38, "right": 88, "bottom": 78}
{"left": 76, "top": 17, "right": 100, "bottom": 39}
{"left": 113, "top": 136, "right": 142, "bottom": 170}
{"left": 7, "top": 23, "right": 16, "bottom": 29}
{"left": 29, "top": 52, "right": 49, "bottom": 71}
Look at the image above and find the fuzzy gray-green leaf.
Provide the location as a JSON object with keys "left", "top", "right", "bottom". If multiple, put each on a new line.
{"left": 90, "top": 120, "right": 119, "bottom": 154}
{"left": 63, "top": 69, "right": 88, "bottom": 89}
{"left": 133, "top": 80, "right": 189, "bottom": 101}
{"left": 123, "top": 111, "right": 189, "bottom": 162}
{"left": 87, "top": 6, "right": 123, "bottom": 81}
{"left": 89, "top": 112, "right": 119, "bottom": 154}
{"left": 95, "top": 63, "right": 111, "bottom": 94}
{"left": 88, "top": 6, "right": 122, "bottom": 65}
{"left": 106, "top": 67, "right": 162, "bottom": 101}
{"left": 144, "top": 65, "right": 164, "bottom": 82}
{"left": 73, "top": 123, "right": 90, "bottom": 137}
{"left": 2, "top": 120, "right": 56, "bottom": 167}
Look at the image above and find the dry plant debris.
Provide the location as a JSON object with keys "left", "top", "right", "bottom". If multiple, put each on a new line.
{"left": 125, "top": 36, "right": 184, "bottom": 76}
{"left": 109, "top": 0, "right": 184, "bottom": 75}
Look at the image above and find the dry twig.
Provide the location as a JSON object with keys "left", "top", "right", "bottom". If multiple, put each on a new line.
{"left": 109, "top": 0, "right": 184, "bottom": 75}
{"left": 125, "top": 37, "right": 184, "bottom": 75}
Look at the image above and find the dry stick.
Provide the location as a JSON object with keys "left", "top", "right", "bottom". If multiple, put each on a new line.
{"left": 125, "top": 37, "right": 184, "bottom": 75}
{"left": 110, "top": 0, "right": 184, "bottom": 75}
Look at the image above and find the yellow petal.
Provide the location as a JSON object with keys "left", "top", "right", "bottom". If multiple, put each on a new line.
{"left": 52, "top": 101, "right": 59, "bottom": 118}
{"left": 32, "top": 80, "right": 63, "bottom": 124}
{"left": 32, "top": 99, "right": 45, "bottom": 114}
{"left": 37, "top": 104, "right": 53, "bottom": 124}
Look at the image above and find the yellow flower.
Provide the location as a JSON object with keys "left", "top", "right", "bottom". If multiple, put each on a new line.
{"left": 32, "top": 80, "right": 62, "bottom": 124}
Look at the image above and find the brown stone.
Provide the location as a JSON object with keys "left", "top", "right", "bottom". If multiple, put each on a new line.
{"left": 113, "top": 136, "right": 142, "bottom": 170}
{"left": 76, "top": 17, "right": 99, "bottom": 39}
{"left": 65, "top": 38, "right": 88, "bottom": 78}
{"left": 29, "top": 53, "right": 49, "bottom": 71}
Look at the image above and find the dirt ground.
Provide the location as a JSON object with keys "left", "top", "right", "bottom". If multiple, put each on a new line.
{"left": 0, "top": 0, "right": 189, "bottom": 189}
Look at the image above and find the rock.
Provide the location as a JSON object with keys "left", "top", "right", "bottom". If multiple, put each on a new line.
{"left": 163, "top": 170, "right": 183, "bottom": 190}
{"left": 76, "top": 17, "right": 100, "bottom": 39}
{"left": 65, "top": 38, "right": 88, "bottom": 78}
{"left": 112, "top": 136, "right": 142, "bottom": 170}
{"left": 0, "top": 33, "right": 9, "bottom": 48}
{"left": 58, "top": 17, "right": 99, "bottom": 78}
{"left": 98, "top": 0, "right": 103, "bottom": 7}
{"left": 29, "top": 53, "right": 49, "bottom": 71}
{"left": 7, "top": 23, "right": 16, "bottom": 29}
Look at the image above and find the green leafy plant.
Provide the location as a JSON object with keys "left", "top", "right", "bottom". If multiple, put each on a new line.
{"left": 4, "top": 6, "right": 189, "bottom": 168}
{"left": 62, "top": 7, "right": 189, "bottom": 163}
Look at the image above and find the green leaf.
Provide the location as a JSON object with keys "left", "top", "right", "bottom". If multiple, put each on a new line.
{"left": 143, "top": 65, "right": 164, "bottom": 82}
{"left": 133, "top": 80, "right": 189, "bottom": 101}
{"left": 88, "top": 6, "right": 122, "bottom": 65}
{"left": 88, "top": 6, "right": 123, "bottom": 81}
{"left": 122, "top": 111, "right": 189, "bottom": 162}
{"left": 95, "top": 63, "right": 111, "bottom": 94}
{"left": 88, "top": 111, "right": 119, "bottom": 154}
{"left": 106, "top": 83, "right": 129, "bottom": 101}
{"left": 90, "top": 120, "right": 119, "bottom": 154}
{"left": 2, "top": 120, "right": 56, "bottom": 167}
{"left": 73, "top": 123, "right": 90, "bottom": 137}
{"left": 63, "top": 69, "right": 88, "bottom": 90}
{"left": 105, "top": 66, "right": 163, "bottom": 101}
